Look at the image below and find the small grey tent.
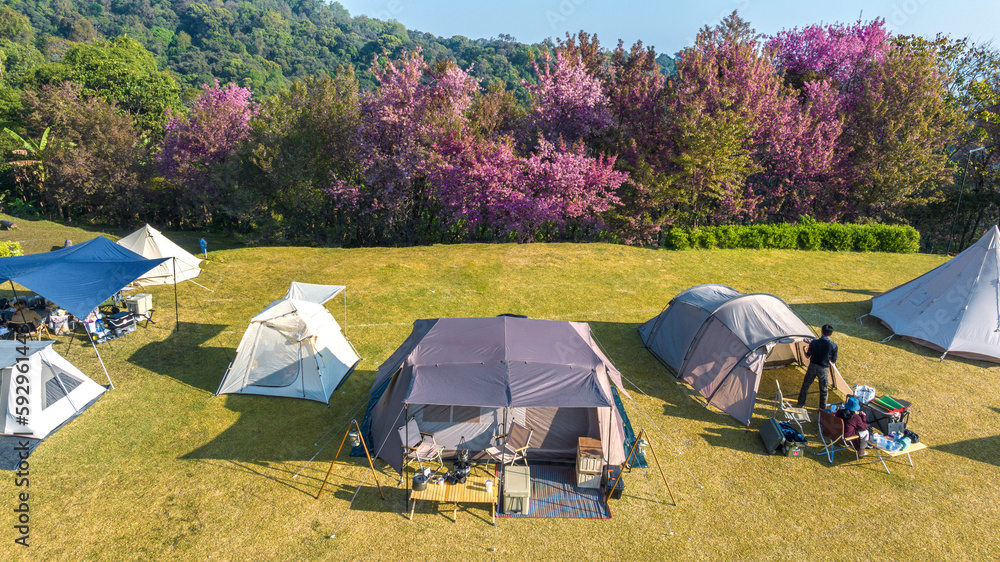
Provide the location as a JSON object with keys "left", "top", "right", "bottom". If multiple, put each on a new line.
{"left": 639, "top": 284, "right": 849, "bottom": 426}
{"left": 216, "top": 283, "right": 360, "bottom": 403}
{"left": 870, "top": 225, "right": 1000, "bottom": 362}
{"left": 362, "top": 316, "right": 633, "bottom": 473}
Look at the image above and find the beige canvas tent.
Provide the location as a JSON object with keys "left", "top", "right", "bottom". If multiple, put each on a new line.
{"left": 116, "top": 224, "right": 202, "bottom": 286}
{"left": 216, "top": 283, "right": 360, "bottom": 403}
{"left": 639, "top": 284, "right": 849, "bottom": 426}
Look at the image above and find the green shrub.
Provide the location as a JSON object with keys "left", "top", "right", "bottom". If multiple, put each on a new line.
{"left": 853, "top": 225, "right": 878, "bottom": 252}
{"left": 821, "top": 223, "right": 854, "bottom": 251}
{"left": 762, "top": 224, "right": 797, "bottom": 249}
{"left": 691, "top": 228, "right": 717, "bottom": 249}
{"left": 0, "top": 241, "right": 21, "bottom": 257}
{"left": 714, "top": 225, "right": 738, "bottom": 249}
{"left": 666, "top": 228, "right": 689, "bottom": 250}
{"left": 796, "top": 226, "right": 822, "bottom": 250}
{"left": 663, "top": 222, "right": 918, "bottom": 252}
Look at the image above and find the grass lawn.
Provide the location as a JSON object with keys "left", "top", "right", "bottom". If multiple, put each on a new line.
{"left": 1, "top": 219, "right": 998, "bottom": 560}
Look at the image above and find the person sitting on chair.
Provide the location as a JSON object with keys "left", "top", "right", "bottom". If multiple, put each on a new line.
{"left": 837, "top": 396, "right": 870, "bottom": 457}
{"left": 10, "top": 299, "right": 42, "bottom": 330}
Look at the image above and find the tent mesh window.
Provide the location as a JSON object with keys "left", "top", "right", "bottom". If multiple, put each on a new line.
{"left": 247, "top": 327, "right": 301, "bottom": 388}
{"left": 421, "top": 405, "right": 481, "bottom": 424}
{"left": 43, "top": 370, "right": 82, "bottom": 409}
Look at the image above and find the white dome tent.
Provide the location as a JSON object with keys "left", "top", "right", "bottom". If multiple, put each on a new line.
{"left": 116, "top": 224, "right": 203, "bottom": 286}
{"left": 216, "top": 283, "right": 361, "bottom": 403}
{"left": 0, "top": 341, "right": 107, "bottom": 440}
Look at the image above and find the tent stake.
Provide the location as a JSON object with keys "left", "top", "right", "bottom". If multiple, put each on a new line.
{"left": 173, "top": 257, "right": 179, "bottom": 332}
{"left": 317, "top": 419, "right": 384, "bottom": 500}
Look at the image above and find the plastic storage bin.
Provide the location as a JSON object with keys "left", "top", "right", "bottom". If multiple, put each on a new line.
{"left": 502, "top": 466, "right": 531, "bottom": 514}
{"left": 126, "top": 293, "right": 152, "bottom": 315}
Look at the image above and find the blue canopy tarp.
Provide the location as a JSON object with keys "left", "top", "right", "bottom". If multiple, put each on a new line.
{"left": 0, "top": 236, "right": 168, "bottom": 319}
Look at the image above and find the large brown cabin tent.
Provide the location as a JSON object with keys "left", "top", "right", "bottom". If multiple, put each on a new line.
{"left": 361, "top": 317, "right": 633, "bottom": 473}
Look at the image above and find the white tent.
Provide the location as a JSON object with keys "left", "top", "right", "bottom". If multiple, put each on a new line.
{"left": 870, "top": 225, "right": 1000, "bottom": 362}
{"left": 0, "top": 341, "right": 107, "bottom": 439}
{"left": 116, "top": 224, "right": 202, "bottom": 286}
{"left": 216, "top": 283, "right": 360, "bottom": 402}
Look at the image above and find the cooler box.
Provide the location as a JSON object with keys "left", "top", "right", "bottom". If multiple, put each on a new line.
{"left": 502, "top": 466, "right": 531, "bottom": 515}
{"left": 576, "top": 437, "right": 602, "bottom": 489}
{"left": 126, "top": 293, "right": 152, "bottom": 315}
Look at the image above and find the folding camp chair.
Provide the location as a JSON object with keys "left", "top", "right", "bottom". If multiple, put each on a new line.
{"left": 815, "top": 410, "right": 860, "bottom": 464}
{"left": 774, "top": 379, "right": 810, "bottom": 433}
{"left": 7, "top": 321, "right": 50, "bottom": 341}
{"left": 398, "top": 417, "right": 445, "bottom": 483}
{"left": 485, "top": 420, "right": 533, "bottom": 467}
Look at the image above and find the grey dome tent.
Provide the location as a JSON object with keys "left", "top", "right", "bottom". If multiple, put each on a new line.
{"left": 870, "top": 225, "right": 1000, "bottom": 362}
{"left": 361, "top": 316, "right": 634, "bottom": 473}
{"left": 639, "top": 284, "right": 849, "bottom": 426}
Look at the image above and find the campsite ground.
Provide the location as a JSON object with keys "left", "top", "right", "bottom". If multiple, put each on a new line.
{"left": 1, "top": 219, "right": 998, "bottom": 560}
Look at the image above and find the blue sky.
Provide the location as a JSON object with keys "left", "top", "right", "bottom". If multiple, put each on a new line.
{"left": 338, "top": 0, "right": 998, "bottom": 56}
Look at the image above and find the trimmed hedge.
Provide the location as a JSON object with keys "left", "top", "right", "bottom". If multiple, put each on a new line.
{"left": 0, "top": 241, "right": 21, "bottom": 257}
{"left": 665, "top": 223, "right": 919, "bottom": 253}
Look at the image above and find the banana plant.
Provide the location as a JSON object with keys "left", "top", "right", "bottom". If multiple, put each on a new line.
{"left": 4, "top": 126, "right": 51, "bottom": 184}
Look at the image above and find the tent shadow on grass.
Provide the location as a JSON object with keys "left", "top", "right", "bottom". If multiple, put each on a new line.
{"left": 128, "top": 321, "right": 232, "bottom": 393}
{"left": 934, "top": 436, "right": 1000, "bottom": 467}
{"left": 180, "top": 369, "right": 375, "bottom": 466}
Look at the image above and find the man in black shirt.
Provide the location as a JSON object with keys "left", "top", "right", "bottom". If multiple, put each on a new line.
{"left": 796, "top": 324, "right": 838, "bottom": 411}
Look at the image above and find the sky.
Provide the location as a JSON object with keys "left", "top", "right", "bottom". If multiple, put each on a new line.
{"left": 337, "top": 0, "right": 999, "bottom": 55}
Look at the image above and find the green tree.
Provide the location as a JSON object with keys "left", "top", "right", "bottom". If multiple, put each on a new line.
{"left": 28, "top": 37, "right": 182, "bottom": 136}
{"left": 230, "top": 69, "right": 361, "bottom": 242}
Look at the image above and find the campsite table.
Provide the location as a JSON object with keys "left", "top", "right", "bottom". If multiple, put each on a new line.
{"left": 408, "top": 464, "right": 496, "bottom": 524}
{"left": 869, "top": 438, "right": 928, "bottom": 475}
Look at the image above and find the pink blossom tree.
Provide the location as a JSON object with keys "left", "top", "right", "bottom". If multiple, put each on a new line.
{"left": 159, "top": 79, "right": 256, "bottom": 224}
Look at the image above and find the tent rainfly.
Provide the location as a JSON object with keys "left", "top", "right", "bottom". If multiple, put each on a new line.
{"left": 1, "top": 341, "right": 106, "bottom": 439}
{"left": 0, "top": 236, "right": 168, "bottom": 388}
{"left": 115, "top": 224, "right": 203, "bottom": 286}
{"left": 869, "top": 225, "right": 1000, "bottom": 362}
{"left": 362, "top": 316, "right": 633, "bottom": 474}
{"left": 216, "top": 283, "right": 360, "bottom": 403}
{"left": 639, "top": 284, "right": 849, "bottom": 426}
{"left": 0, "top": 236, "right": 167, "bottom": 320}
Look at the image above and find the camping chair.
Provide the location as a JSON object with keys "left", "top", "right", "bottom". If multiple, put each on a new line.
{"left": 485, "top": 420, "right": 533, "bottom": 468}
{"left": 397, "top": 417, "right": 445, "bottom": 483}
{"left": 774, "top": 379, "right": 810, "bottom": 433}
{"left": 7, "top": 321, "right": 49, "bottom": 341}
{"left": 816, "top": 410, "right": 860, "bottom": 464}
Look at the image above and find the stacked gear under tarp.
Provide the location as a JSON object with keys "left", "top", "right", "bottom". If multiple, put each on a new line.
{"left": 639, "top": 284, "right": 850, "bottom": 426}
{"left": 870, "top": 225, "right": 1000, "bottom": 362}
{"left": 360, "top": 316, "right": 635, "bottom": 473}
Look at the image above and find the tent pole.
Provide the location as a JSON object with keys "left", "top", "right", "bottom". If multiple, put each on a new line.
{"left": 344, "top": 290, "right": 348, "bottom": 338}
{"left": 85, "top": 325, "right": 114, "bottom": 389}
{"left": 317, "top": 419, "right": 384, "bottom": 500}
{"left": 498, "top": 406, "right": 508, "bottom": 513}
{"left": 173, "top": 257, "right": 179, "bottom": 332}
{"left": 643, "top": 428, "right": 677, "bottom": 506}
